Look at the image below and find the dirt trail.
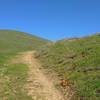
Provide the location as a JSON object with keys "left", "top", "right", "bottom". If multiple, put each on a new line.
{"left": 19, "top": 51, "right": 65, "bottom": 100}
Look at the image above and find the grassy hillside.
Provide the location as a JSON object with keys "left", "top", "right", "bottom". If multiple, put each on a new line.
{"left": 0, "top": 30, "right": 50, "bottom": 54}
{"left": 36, "top": 34, "right": 100, "bottom": 100}
{"left": 0, "top": 30, "right": 50, "bottom": 100}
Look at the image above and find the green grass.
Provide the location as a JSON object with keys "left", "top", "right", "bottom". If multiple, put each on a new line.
{"left": 0, "top": 63, "right": 32, "bottom": 100}
{"left": 36, "top": 34, "right": 100, "bottom": 100}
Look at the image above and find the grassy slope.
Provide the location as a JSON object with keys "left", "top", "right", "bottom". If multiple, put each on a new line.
{"left": 0, "top": 30, "right": 50, "bottom": 100}
{"left": 0, "top": 30, "right": 50, "bottom": 53}
{"left": 36, "top": 34, "right": 100, "bottom": 100}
